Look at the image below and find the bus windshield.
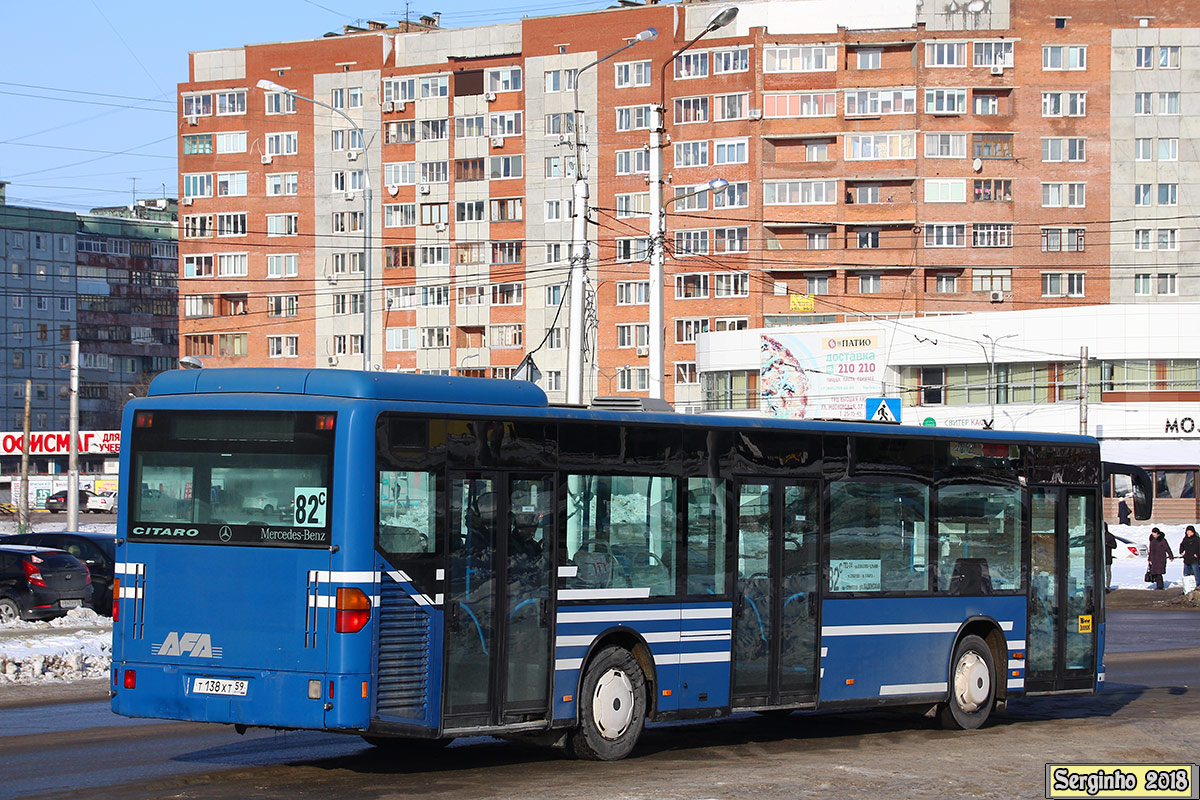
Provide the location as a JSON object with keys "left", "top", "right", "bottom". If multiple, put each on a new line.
{"left": 129, "top": 410, "right": 334, "bottom": 548}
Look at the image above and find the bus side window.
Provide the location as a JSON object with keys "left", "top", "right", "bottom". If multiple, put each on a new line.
{"left": 377, "top": 470, "right": 437, "bottom": 555}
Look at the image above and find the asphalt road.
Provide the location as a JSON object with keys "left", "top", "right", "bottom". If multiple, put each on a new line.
{"left": 2, "top": 610, "right": 1199, "bottom": 800}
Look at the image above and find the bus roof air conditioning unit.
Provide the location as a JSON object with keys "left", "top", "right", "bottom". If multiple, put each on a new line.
{"left": 989, "top": 290, "right": 1004, "bottom": 303}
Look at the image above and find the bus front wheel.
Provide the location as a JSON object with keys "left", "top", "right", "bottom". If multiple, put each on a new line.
{"left": 570, "top": 645, "right": 647, "bottom": 761}
{"left": 939, "top": 634, "right": 995, "bottom": 730}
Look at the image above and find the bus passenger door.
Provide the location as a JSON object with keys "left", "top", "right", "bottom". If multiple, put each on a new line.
{"left": 444, "top": 473, "right": 553, "bottom": 728}
{"left": 1027, "top": 488, "right": 1097, "bottom": 692}
{"left": 732, "top": 480, "right": 820, "bottom": 707}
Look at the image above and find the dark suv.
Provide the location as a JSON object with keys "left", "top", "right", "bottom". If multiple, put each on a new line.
{"left": 44, "top": 489, "right": 98, "bottom": 514}
{"left": 0, "top": 544, "right": 93, "bottom": 622}
{"left": 5, "top": 532, "right": 115, "bottom": 615}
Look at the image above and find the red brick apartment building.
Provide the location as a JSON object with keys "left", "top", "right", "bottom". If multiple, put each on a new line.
{"left": 177, "top": 0, "right": 1200, "bottom": 406}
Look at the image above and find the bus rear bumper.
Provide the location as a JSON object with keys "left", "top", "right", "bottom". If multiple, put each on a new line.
{"left": 110, "top": 662, "right": 371, "bottom": 731}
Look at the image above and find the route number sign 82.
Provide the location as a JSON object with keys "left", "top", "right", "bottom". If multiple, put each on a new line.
{"left": 293, "top": 487, "right": 328, "bottom": 528}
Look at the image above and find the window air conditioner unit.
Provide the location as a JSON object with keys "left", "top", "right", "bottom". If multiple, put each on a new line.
{"left": 181, "top": 197, "right": 193, "bottom": 206}
{"left": 989, "top": 290, "right": 1004, "bottom": 303}
{"left": 261, "top": 154, "right": 273, "bottom": 165}
{"left": 748, "top": 108, "right": 762, "bottom": 120}
{"left": 187, "top": 116, "right": 199, "bottom": 126}
{"left": 383, "top": 101, "right": 395, "bottom": 113}
{"left": 484, "top": 91, "right": 497, "bottom": 102}
{"left": 397, "top": 101, "right": 407, "bottom": 112}
{"left": 491, "top": 136, "right": 504, "bottom": 148}
{"left": 345, "top": 191, "right": 356, "bottom": 201}
{"left": 636, "top": 345, "right": 649, "bottom": 357}
{"left": 328, "top": 356, "right": 338, "bottom": 366}
{"left": 990, "top": 64, "right": 1004, "bottom": 75}
{"left": 434, "top": 222, "right": 447, "bottom": 233}
{"left": 418, "top": 183, "right": 431, "bottom": 195}
{"left": 346, "top": 150, "right": 360, "bottom": 161}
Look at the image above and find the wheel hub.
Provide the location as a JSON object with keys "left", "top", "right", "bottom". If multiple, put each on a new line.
{"left": 952, "top": 651, "right": 990, "bottom": 712}
{"left": 592, "top": 667, "right": 634, "bottom": 740}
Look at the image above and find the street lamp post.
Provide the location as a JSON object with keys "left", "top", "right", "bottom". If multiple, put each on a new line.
{"left": 565, "top": 27, "right": 658, "bottom": 405}
{"left": 980, "top": 332, "right": 1017, "bottom": 429}
{"left": 256, "top": 79, "right": 374, "bottom": 371}
{"left": 648, "top": 6, "right": 739, "bottom": 401}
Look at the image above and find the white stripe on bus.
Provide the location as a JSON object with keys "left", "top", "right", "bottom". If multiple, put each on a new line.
{"left": 554, "top": 630, "right": 730, "bottom": 649}
{"left": 119, "top": 587, "right": 143, "bottom": 599}
{"left": 1008, "top": 659, "right": 1024, "bottom": 668}
{"left": 681, "top": 607, "right": 732, "bottom": 620}
{"left": 1007, "top": 678, "right": 1025, "bottom": 689}
{"left": 822, "top": 621, "right": 1014, "bottom": 637}
{"left": 556, "top": 609, "right": 690, "bottom": 624}
{"left": 653, "top": 651, "right": 731, "bottom": 666}
{"left": 557, "top": 587, "right": 652, "bottom": 601}
{"left": 557, "top": 566, "right": 578, "bottom": 578}
{"left": 879, "top": 681, "right": 947, "bottom": 696}
{"left": 308, "top": 570, "right": 377, "bottom": 583}
{"left": 1007, "top": 639, "right": 1026, "bottom": 650}
{"left": 821, "top": 647, "right": 828, "bottom": 657}
{"left": 115, "top": 562, "right": 145, "bottom": 576}
{"left": 555, "top": 658, "right": 584, "bottom": 672}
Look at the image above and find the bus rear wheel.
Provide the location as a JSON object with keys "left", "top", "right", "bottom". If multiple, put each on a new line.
{"left": 570, "top": 645, "right": 646, "bottom": 761}
{"left": 939, "top": 634, "right": 995, "bottom": 730}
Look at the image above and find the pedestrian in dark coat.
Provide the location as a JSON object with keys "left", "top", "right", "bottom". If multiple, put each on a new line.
{"left": 1178, "top": 525, "right": 1200, "bottom": 589}
{"left": 1104, "top": 523, "right": 1117, "bottom": 591}
{"left": 1147, "top": 527, "right": 1175, "bottom": 590}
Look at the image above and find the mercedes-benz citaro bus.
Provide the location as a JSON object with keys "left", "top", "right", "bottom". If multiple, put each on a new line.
{"left": 111, "top": 368, "right": 1151, "bottom": 760}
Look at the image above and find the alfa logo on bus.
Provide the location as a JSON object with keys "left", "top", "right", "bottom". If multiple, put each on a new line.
{"left": 151, "top": 632, "right": 223, "bottom": 659}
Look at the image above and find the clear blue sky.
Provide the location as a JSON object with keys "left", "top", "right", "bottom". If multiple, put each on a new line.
{"left": 0, "top": 0, "right": 615, "bottom": 213}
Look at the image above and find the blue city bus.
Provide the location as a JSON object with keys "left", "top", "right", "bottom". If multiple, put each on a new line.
{"left": 111, "top": 369, "right": 1151, "bottom": 760}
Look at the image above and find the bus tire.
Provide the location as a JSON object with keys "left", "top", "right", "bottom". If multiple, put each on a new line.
{"left": 939, "top": 634, "right": 995, "bottom": 730}
{"left": 569, "top": 645, "right": 647, "bottom": 761}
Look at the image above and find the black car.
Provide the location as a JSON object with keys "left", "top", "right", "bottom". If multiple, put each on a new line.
{"left": 44, "top": 489, "right": 98, "bottom": 514}
{"left": 5, "top": 531, "right": 116, "bottom": 616}
{"left": 0, "top": 544, "right": 93, "bottom": 623}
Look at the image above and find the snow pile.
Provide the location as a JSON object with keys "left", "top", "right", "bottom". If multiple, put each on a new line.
{"left": 0, "top": 608, "right": 112, "bottom": 685}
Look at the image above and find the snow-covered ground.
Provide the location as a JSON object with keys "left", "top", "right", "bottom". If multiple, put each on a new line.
{"left": 1108, "top": 523, "right": 1198, "bottom": 590}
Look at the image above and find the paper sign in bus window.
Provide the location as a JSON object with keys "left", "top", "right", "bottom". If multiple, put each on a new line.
{"left": 830, "top": 559, "right": 881, "bottom": 592}
{"left": 293, "top": 487, "right": 328, "bottom": 528}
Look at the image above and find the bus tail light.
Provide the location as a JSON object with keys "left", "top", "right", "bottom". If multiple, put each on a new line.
{"left": 335, "top": 587, "right": 371, "bottom": 633}
{"left": 134, "top": 411, "right": 154, "bottom": 428}
{"left": 112, "top": 578, "right": 120, "bottom": 621}
{"left": 124, "top": 669, "right": 137, "bottom": 689}
{"left": 315, "top": 414, "right": 336, "bottom": 431}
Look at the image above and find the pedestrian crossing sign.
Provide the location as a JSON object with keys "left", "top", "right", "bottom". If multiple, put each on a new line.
{"left": 865, "top": 397, "right": 901, "bottom": 423}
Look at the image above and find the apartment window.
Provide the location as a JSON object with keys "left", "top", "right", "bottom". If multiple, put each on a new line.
{"left": 676, "top": 363, "right": 699, "bottom": 385}
{"left": 486, "top": 67, "right": 522, "bottom": 92}
{"left": 1065, "top": 228, "right": 1086, "bottom": 251}
{"left": 385, "top": 203, "right": 418, "bottom": 227}
{"left": 926, "top": 179, "right": 966, "bottom": 203}
{"left": 266, "top": 172, "right": 298, "bottom": 196}
{"left": 616, "top": 106, "right": 652, "bottom": 131}
{"left": 1133, "top": 274, "right": 1151, "bottom": 296}
{"left": 183, "top": 295, "right": 213, "bottom": 318}
{"left": 857, "top": 229, "right": 880, "bottom": 249}
{"left": 1159, "top": 92, "right": 1180, "bottom": 114}
{"left": 183, "top": 134, "right": 213, "bottom": 155}
{"left": 183, "top": 255, "right": 214, "bottom": 278}
{"left": 1043, "top": 45, "right": 1087, "bottom": 70}
{"left": 267, "top": 336, "right": 299, "bottom": 358}
{"left": 614, "top": 60, "right": 652, "bottom": 88}
{"left": 973, "top": 133, "right": 1013, "bottom": 159}
{"left": 216, "top": 252, "right": 248, "bottom": 277}
{"left": 183, "top": 173, "right": 212, "bottom": 199}
{"left": 1134, "top": 92, "right": 1153, "bottom": 115}
{"left": 925, "top": 224, "right": 967, "bottom": 247}
{"left": 675, "top": 318, "right": 710, "bottom": 343}
{"left": 420, "top": 119, "right": 449, "bottom": 141}
{"left": 925, "top": 88, "right": 967, "bottom": 114}
{"left": 1135, "top": 46, "right": 1154, "bottom": 69}
{"left": 1041, "top": 273, "right": 1085, "bottom": 297}
{"left": 925, "top": 133, "right": 967, "bottom": 158}
{"left": 804, "top": 142, "right": 828, "bottom": 162}
{"left": 265, "top": 132, "right": 298, "bottom": 156}
{"left": 331, "top": 170, "right": 364, "bottom": 193}
{"left": 615, "top": 238, "right": 649, "bottom": 262}
{"left": 856, "top": 185, "right": 880, "bottom": 204}
{"left": 216, "top": 213, "right": 247, "bottom": 237}
{"left": 807, "top": 230, "right": 830, "bottom": 250}
{"left": 974, "top": 40, "right": 1014, "bottom": 67}
{"left": 674, "top": 141, "right": 709, "bottom": 167}
{"left": 973, "top": 94, "right": 999, "bottom": 115}
{"left": 267, "top": 295, "right": 299, "bottom": 317}
{"left": 1042, "top": 228, "right": 1084, "bottom": 252}
{"left": 1134, "top": 229, "right": 1152, "bottom": 251}
{"left": 616, "top": 324, "right": 650, "bottom": 348}
{"left": 857, "top": 49, "right": 882, "bottom": 69}
{"left": 1158, "top": 229, "right": 1179, "bottom": 251}
{"left": 1158, "top": 273, "right": 1178, "bottom": 295}
{"left": 544, "top": 156, "right": 578, "bottom": 179}
{"left": 846, "top": 88, "right": 917, "bottom": 116}
{"left": 675, "top": 231, "right": 710, "bottom": 257}
{"left": 491, "top": 241, "right": 523, "bottom": 265}
{"left": 491, "top": 198, "right": 523, "bottom": 222}
{"left": 763, "top": 180, "right": 837, "bottom": 205}
{"left": 420, "top": 161, "right": 449, "bottom": 183}
{"left": 806, "top": 275, "right": 829, "bottom": 294}
{"left": 714, "top": 272, "right": 749, "bottom": 297}
{"left": 1135, "top": 184, "right": 1152, "bottom": 206}
{"left": 926, "top": 41, "right": 967, "bottom": 66}
{"left": 348, "top": 87, "right": 362, "bottom": 108}
{"left": 1160, "top": 46, "right": 1181, "bottom": 68}
{"left": 616, "top": 192, "right": 650, "bottom": 218}
{"left": 330, "top": 88, "right": 345, "bottom": 109}
{"left": 385, "top": 121, "right": 415, "bottom": 145}
{"left": 1041, "top": 91, "right": 1086, "bottom": 117}
{"left": 1135, "top": 138, "right": 1154, "bottom": 160}
{"left": 1042, "top": 137, "right": 1086, "bottom": 162}
{"left": 763, "top": 92, "right": 837, "bottom": 118}
{"left": 973, "top": 179, "right": 1012, "bottom": 202}
{"left": 544, "top": 113, "right": 576, "bottom": 137}
{"left": 544, "top": 69, "right": 577, "bottom": 92}
{"left": 421, "top": 327, "right": 451, "bottom": 348}
{"left": 617, "top": 280, "right": 650, "bottom": 305}
{"left": 675, "top": 52, "right": 709, "bottom": 79}
{"left": 1159, "top": 138, "right": 1179, "bottom": 161}
{"left": 846, "top": 133, "right": 917, "bottom": 160}
{"left": 216, "top": 171, "right": 246, "bottom": 197}
{"left": 1042, "top": 183, "right": 1085, "bottom": 208}
{"left": 384, "top": 162, "right": 418, "bottom": 186}
{"left": 715, "top": 228, "right": 748, "bottom": 254}
{"left": 616, "top": 148, "right": 651, "bottom": 175}
{"left": 489, "top": 112, "right": 523, "bottom": 137}
{"left": 763, "top": 45, "right": 837, "bottom": 72}
{"left": 972, "top": 223, "right": 1012, "bottom": 247}
{"left": 713, "top": 49, "right": 749, "bottom": 74}
{"left": 674, "top": 96, "right": 709, "bottom": 123}
{"left": 489, "top": 324, "right": 523, "bottom": 349}
{"left": 859, "top": 273, "right": 882, "bottom": 294}
{"left": 267, "top": 213, "right": 298, "bottom": 236}
{"left": 182, "top": 93, "right": 212, "bottom": 117}
{"left": 972, "top": 268, "right": 1011, "bottom": 291}
{"left": 617, "top": 367, "right": 650, "bottom": 392}
{"left": 267, "top": 254, "right": 298, "bottom": 278}
{"left": 215, "top": 90, "right": 246, "bottom": 115}
{"left": 382, "top": 78, "right": 416, "bottom": 103}
{"left": 419, "top": 75, "right": 448, "bottom": 98}
{"left": 936, "top": 274, "right": 958, "bottom": 293}
{"left": 673, "top": 185, "right": 709, "bottom": 212}
{"left": 264, "top": 92, "right": 296, "bottom": 114}
{"left": 1159, "top": 183, "right": 1178, "bottom": 206}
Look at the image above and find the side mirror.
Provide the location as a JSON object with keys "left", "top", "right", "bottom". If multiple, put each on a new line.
{"left": 1103, "top": 462, "right": 1154, "bottom": 521}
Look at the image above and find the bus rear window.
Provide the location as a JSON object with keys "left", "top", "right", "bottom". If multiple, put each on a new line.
{"left": 129, "top": 411, "right": 334, "bottom": 548}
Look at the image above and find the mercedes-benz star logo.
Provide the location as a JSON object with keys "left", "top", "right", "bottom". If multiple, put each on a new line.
{"left": 219, "top": 525, "right": 233, "bottom": 542}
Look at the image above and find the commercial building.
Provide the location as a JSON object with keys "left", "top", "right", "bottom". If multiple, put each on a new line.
{"left": 177, "top": 0, "right": 1200, "bottom": 405}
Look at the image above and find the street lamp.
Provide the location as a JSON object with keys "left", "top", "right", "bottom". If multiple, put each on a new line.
{"left": 565, "top": 27, "right": 658, "bottom": 405}
{"left": 256, "top": 79, "right": 374, "bottom": 371}
{"left": 648, "top": 6, "right": 739, "bottom": 401}
{"left": 979, "top": 332, "right": 1017, "bottom": 429}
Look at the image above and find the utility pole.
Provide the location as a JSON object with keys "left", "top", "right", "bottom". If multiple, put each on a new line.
{"left": 1079, "top": 345, "right": 1089, "bottom": 435}
{"left": 18, "top": 380, "right": 31, "bottom": 533}
{"left": 67, "top": 341, "right": 80, "bottom": 529}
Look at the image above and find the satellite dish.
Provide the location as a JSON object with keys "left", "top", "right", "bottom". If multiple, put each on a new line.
{"left": 972, "top": 157, "right": 983, "bottom": 172}
{"left": 387, "top": 184, "right": 399, "bottom": 196}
